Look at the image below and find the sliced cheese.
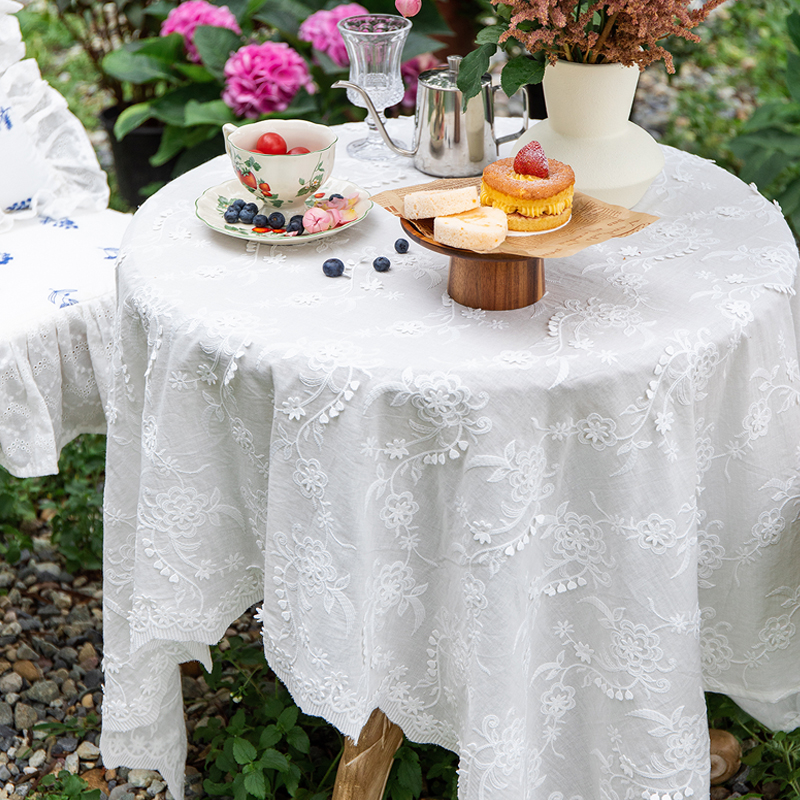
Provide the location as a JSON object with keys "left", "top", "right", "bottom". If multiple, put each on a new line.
{"left": 404, "top": 186, "right": 480, "bottom": 219}
{"left": 433, "top": 206, "right": 508, "bottom": 253}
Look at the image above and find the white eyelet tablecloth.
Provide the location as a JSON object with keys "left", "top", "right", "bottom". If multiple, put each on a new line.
{"left": 0, "top": 210, "right": 131, "bottom": 477}
{"left": 99, "top": 118, "right": 800, "bottom": 800}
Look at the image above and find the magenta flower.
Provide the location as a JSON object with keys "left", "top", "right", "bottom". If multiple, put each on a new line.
{"left": 160, "top": 0, "right": 241, "bottom": 63}
{"left": 395, "top": 0, "right": 421, "bottom": 17}
{"left": 401, "top": 53, "right": 440, "bottom": 109}
{"left": 298, "top": 3, "right": 368, "bottom": 68}
{"left": 222, "top": 42, "right": 315, "bottom": 119}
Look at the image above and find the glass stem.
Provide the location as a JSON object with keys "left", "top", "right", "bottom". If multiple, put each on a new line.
{"left": 365, "top": 109, "right": 387, "bottom": 143}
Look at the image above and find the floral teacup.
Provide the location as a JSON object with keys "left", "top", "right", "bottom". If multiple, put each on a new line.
{"left": 222, "top": 120, "right": 338, "bottom": 215}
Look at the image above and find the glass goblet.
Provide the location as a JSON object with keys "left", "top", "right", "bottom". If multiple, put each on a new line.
{"left": 337, "top": 14, "right": 412, "bottom": 161}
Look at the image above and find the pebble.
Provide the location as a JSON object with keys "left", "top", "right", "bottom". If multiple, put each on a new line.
{"left": 23, "top": 679, "right": 60, "bottom": 704}
{"left": 77, "top": 740, "right": 100, "bottom": 760}
{"left": 13, "top": 704, "right": 38, "bottom": 731}
{"left": 13, "top": 661, "right": 41, "bottom": 683}
{"left": 128, "top": 769, "right": 161, "bottom": 788}
{"left": 0, "top": 674, "right": 22, "bottom": 695}
{"left": 65, "top": 751, "right": 80, "bottom": 773}
{"left": 28, "top": 748, "right": 46, "bottom": 769}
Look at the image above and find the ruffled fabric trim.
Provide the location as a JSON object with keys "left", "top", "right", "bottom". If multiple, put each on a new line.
{"left": 0, "top": 294, "right": 115, "bottom": 477}
{"left": 0, "top": 58, "right": 110, "bottom": 231}
{"left": 0, "top": 0, "right": 25, "bottom": 76}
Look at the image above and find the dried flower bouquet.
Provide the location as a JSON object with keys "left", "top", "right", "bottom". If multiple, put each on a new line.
{"left": 457, "top": 0, "right": 729, "bottom": 104}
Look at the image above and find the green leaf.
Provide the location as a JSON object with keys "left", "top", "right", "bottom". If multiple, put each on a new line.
{"left": 788, "top": 11, "right": 800, "bottom": 53}
{"left": 244, "top": 770, "right": 267, "bottom": 799}
{"left": 184, "top": 99, "right": 237, "bottom": 127}
{"left": 457, "top": 44, "right": 496, "bottom": 107}
{"left": 252, "top": 0, "right": 312, "bottom": 36}
{"left": 278, "top": 705, "right": 299, "bottom": 731}
{"left": 233, "top": 737, "right": 258, "bottom": 765}
{"left": 148, "top": 83, "right": 223, "bottom": 126}
{"left": 787, "top": 51, "right": 800, "bottom": 105}
{"left": 113, "top": 103, "right": 156, "bottom": 140}
{"left": 193, "top": 25, "right": 243, "bottom": 81}
{"left": 738, "top": 148, "right": 792, "bottom": 188}
{"left": 229, "top": 709, "right": 247, "bottom": 736}
{"left": 402, "top": 31, "right": 445, "bottom": 63}
{"left": 476, "top": 24, "right": 505, "bottom": 45}
{"left": 258, "top": 748, "right": 290, "bottom": 773}
{"left": 128, "top": 33, "right": 185, "bottom": 61}
{"left": 233, "top": 774, "right": 249, "bottom": 800}
{"left": 397, "top": 753, "right": 422, "bottom": 796}
{"left": 259, "top": 724, "right": 282, "bottom": 750}
{"left": 500, "top": 54, "right": 545, "bottom": 97}
{"left": 102, "top": 48, "right": 176, "bottom": 84}
{"left": 283, "top": 762, "right": 302, "bottom": 796}
{"left": 174, "top": 62, "right": 217, "bottom": 83}
{"left": 204, "top": 779, "right": 236, "bottom": 797}
{"left": 286, "top": 726, "right": 310, "bottom": 754}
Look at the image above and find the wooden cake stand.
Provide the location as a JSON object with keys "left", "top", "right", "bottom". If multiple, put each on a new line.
{"left": 400, "top": 218, "right": 545, "bottom": 311}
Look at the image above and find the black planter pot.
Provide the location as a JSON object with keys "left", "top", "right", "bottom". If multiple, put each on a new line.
{"left": 100, "top": 105, "right": 180, "bottom": 210}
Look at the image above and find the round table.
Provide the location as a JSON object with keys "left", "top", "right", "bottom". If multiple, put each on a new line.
{"left": 99, "top": 118, "right": 800, "bottom": 800}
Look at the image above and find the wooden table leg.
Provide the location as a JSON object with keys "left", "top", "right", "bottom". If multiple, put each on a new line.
{"left": 332, "top": 709, "right": 404, "bottom": 800}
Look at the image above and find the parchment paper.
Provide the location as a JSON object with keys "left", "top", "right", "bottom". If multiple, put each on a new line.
{"left": 371, "top": 176, "right": 658, "bottom": 259}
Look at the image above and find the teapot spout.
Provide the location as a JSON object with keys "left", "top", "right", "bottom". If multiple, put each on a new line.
{"left": 332, "top": 80, "right": 416, "bottom": 158}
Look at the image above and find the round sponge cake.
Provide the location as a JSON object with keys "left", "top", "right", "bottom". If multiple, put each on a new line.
{"left": 480, "top": 157, "right": 575, "bottom": 232}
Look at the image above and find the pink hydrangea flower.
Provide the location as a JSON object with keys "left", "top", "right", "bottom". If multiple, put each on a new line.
{"left": 223, "top": 42, "right": 315, "bottom": 119}
{"left": 298, "top": 3, "right": 368, "bottom": 68}
{"left": 401, "top": 53, "right": 441, "bottom": 109}
{"left": 160, "top": 0, "right": 241, "bottom": 63}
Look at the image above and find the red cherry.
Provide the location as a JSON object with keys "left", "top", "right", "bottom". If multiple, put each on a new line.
{"left": 256, "top": 132, "right": 287, "bottom": 155}
{"left": 287, "top": 146, "right": 311, "bottom": 154}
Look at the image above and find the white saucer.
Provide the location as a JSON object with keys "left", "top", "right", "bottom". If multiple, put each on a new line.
{"left": 506, "top": 214, "right": 572, "bottom": 236}
{"left": 195, "top": 177, "right": 373, "bottom": 245}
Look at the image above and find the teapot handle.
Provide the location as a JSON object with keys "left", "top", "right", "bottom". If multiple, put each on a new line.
{"left": 494, "top": 83, "right": 530, "bottom": 146}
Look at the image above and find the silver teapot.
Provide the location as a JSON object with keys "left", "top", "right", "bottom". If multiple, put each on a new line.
{"left": 333, "top": 55, "right": 528, "bottom": 178}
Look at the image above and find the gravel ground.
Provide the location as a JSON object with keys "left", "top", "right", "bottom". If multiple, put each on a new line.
{"left": 0, "top": 524, "right": 266, "bottom": 800}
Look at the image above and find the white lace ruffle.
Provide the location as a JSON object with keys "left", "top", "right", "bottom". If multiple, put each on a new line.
{"left": 0, "top": 58, "right": 110, "bottom": 231}
{"left": 0, "top": 294, "right": 115, "bottom": 477}
{"left": 0, "top": 0, "right": 25, "bottom": 76}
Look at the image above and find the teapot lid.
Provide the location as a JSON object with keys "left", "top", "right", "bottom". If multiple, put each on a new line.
{"left": 419, "top": 55, "right": 491, "bottom": 92}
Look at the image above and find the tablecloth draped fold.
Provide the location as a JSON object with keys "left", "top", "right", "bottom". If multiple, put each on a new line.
{"left": 0, "top": 210, "right": 130, "bottom": 476}
{"left": 100, "top": 120, "right": 800, "bottom": 800}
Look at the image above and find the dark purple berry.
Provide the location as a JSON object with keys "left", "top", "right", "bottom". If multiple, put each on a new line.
{"left": 329, "top": 193, "right": 344, "bottom": 201}
{"left": 252, "top": 214, "right": 268, "bottom": 228}
{"left": 323, "top": 258, "right": 345, "bottom": 277}
{"left": 224, "top": 209, "right": 239, "bottom": 224}
{"left": 373, "top": 256, "right": 391, "bottom": 272}
{"left": 231, "top": 199, "right": 246, "bottom": 209}
{"left": 394, "top": 238, "right": 409, "bottom": 253}
{"left": 243, "top": 202, "right": 258, "bottom": 214}
{"left": 239, "top": 208, "right": 256, "bottom": 224}
{"left": 287, "top": 218, "right": 304, "bottom": 234}
{"left": 268, "top": 211, "right": 286, "bottom": 229}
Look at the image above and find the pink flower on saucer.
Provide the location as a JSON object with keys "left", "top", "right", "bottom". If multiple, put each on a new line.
{"left": 303, "top": 207, "right": 333, "bottom": 233}
{"left": 160, "top": 0, "right": 241, "bottom": 63}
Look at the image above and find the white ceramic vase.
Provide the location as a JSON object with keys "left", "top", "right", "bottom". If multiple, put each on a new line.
{"left": 512, "top": 60, "right": 664, "bottom": 208}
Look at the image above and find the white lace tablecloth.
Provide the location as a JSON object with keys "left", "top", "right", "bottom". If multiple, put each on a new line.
{"left": 0, "top": 210, "right": 130, "bottom": 476}
{"left": 100, "top": 118, "right": 800, "bottom": 800}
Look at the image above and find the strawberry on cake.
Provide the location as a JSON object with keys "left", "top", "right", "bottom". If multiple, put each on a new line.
{"left": 480, "top": 141, "right": 575, "bottom": 232}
